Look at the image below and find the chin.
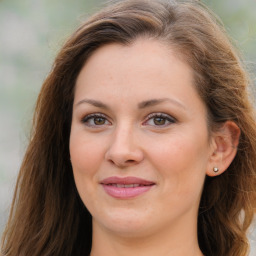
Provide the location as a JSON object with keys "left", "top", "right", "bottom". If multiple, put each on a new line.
{"left": 93, "top": 208, "right": 154, "bottom": 237}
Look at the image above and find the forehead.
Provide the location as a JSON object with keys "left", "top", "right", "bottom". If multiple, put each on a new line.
{"left": 74, "top": 39, "right": 207, "bottom": 116}
{"left": 75, "top": 38, "right": 194, "bottom": 95}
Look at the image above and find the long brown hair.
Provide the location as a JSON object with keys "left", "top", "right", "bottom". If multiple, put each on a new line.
{"left": 1, "top": 0, "right": 256, "bottom": 255}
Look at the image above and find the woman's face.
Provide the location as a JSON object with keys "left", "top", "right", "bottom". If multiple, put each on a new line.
{"left": 70, "top": 39, "right": 214, "bottom": 237}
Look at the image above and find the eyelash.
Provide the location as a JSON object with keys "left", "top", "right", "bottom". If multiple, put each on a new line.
{"left": 81, "top": 113, "right": 111, "bottom": 127}
{"left": 81, "top": 112, "right": 176, "bottom": 128}
{"left": 143, "top": 113, "right": 176, "bottom": 127}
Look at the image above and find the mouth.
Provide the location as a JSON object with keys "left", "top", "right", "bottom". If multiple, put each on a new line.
{"left": 100, "top": 176, "right": 155, "bottom": 199}
{"left": 108, "top": 183, "right": 147, "bottom": 188}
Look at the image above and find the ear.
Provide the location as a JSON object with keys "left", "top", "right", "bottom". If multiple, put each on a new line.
{"left": 206, "top": 121, "right": 240, "bottom": 177}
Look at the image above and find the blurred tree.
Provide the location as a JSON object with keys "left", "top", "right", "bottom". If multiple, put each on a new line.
{"left": 203, "top": 0, "right": 256, "bottom": 68}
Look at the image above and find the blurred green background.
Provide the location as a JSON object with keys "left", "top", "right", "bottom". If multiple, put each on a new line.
{"left": 0, "top": 0, "right": 255, "bottom": 253}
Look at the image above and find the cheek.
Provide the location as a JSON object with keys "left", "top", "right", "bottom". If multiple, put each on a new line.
{"left": 148, "top": 132, "right": 209, "bottom": 193}
{"left": 151, "top": 134, "right": 207, "bottom": 167}
{"left": 69, "top": 131, "right": 107, "bottom": 200}
{"left": 69, "top": 132, "right": 106, "bottom": 207}
{"left": 70, "top": 132, "right": 105, "bottom": 175}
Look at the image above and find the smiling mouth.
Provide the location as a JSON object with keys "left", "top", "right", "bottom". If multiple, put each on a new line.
{"left": 100, "top": 176, "right": 155, "bottom": 199}
{"left": 107, "top": 183, "right": 149, "bottom": 188}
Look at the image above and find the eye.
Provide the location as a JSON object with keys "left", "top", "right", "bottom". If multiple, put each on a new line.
{"left": 143, "top": 113, "right": 176, "bottom": 127}
{"left": 81, "top": 113, "right": 111, "bottom": 127}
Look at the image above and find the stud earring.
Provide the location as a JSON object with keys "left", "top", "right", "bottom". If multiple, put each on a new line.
{"left": 213, "top": 167, "right": 219, "bottom": 173}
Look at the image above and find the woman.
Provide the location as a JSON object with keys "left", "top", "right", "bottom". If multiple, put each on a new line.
{"left": 1, "top": 0, "right": 256, "bottom": 255}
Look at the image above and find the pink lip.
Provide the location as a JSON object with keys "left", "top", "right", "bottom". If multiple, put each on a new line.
{"left": 100, "top": 176, "right": 155, "bottom": 199}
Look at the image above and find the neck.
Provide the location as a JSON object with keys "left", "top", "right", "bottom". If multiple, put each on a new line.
{"left": 90, "top": 217, "right": 203, "bottom": 256}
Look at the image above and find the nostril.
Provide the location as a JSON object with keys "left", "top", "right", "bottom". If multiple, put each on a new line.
{"left": 105, "top": 148, "right": 144, "bottom": 167}
{"left": 124, "top": 159, "right": 138, "bottom": 165}
{"left": 109, "top": 159, "right": 115, "bottom": 165}
{"left": 108, "top": 158, "right": 136, "bottom": 167}
{"left": 126, "top": 160, "right": 135, "bottom": 163}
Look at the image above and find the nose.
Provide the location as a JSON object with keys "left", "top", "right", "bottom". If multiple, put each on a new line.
{"left": 105, "top": 125, "right": 144, "bottom": 168}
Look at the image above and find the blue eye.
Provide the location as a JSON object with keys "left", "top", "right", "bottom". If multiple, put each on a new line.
{"left": 82, "top": 114, "right": 111, "bottom": 127}
{"left": 144, "top": 113, "right": 176, "bottom": 127}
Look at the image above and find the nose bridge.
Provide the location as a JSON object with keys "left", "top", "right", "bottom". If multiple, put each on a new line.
{"left": 114, "top": 122, "right": 133, "bottom": 147}
{"left": 105, "top": 121, "right": 143, "bottom": 166}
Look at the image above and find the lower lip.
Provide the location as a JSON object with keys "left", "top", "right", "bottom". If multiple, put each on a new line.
{"left": 101, "top": 184, "right": 154, "bottom": 199}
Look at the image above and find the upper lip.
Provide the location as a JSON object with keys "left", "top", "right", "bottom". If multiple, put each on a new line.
{"left": 100, "top": 176, "right": 155, "bottom": 186}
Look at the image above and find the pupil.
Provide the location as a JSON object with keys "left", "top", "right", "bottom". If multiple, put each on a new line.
{"left": 94, "top": 117, "right": 105, "bottom": 125}
{"left": 154, "top": 117, "right": 165, "bottom": 125}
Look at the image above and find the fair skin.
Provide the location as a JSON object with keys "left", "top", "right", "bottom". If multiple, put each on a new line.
{"left": 70, "top": 38, "right": 239, "bottom": 256}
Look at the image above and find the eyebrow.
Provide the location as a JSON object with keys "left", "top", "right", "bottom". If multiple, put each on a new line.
{"left": 75, "top": 97, "right": 186, "bottom": 110}
{"left": 75, "top": 99, "right": 109, "bottom": 110}
{"left": 138, "top": 98, "right": 186, "bottom": 110}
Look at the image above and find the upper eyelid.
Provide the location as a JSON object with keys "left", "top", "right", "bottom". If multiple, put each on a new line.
{"left": 144, "top": 112, "right": 176, "bottom": 121}
{"left": 82, "top": 112, "right": 108, "bottom": 119}
{"left": 80, "top": 112, "right": 176, "bottom": 124}
{"left": 81, "top": 113, "right": 111, "bottom": 123}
